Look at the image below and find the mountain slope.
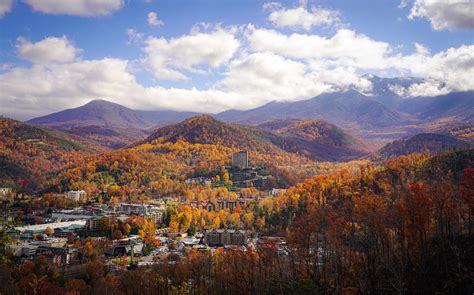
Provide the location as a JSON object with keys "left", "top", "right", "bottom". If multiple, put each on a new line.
{"left": 373, "top": 133, "right": 472, "bottom": 161}
{"left": 0, "top": 118, "right": 91, "bottom": 191}
{"left": 400, "top": 91, "right": 474, "bottom": 122}
{"left": 258, "top": 119, "right": 371, "bottom": 159}
{"left": 141, "top": 115, "right": 368, "bottom": 162}
{"left": 136, "top": 110, "right": 201, "bottom": 126}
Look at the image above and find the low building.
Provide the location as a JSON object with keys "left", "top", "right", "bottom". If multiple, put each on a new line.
{"left": 185, "top": 177, "right": 212, "bottom": 185}
{"left": 190, "top": 198, "right": 247, "bottom": 212}
{"left": 205, "top": 229, "right": 250, "bottom": 246}
{"left": 114, "top": 203, "right": 164, "bottom": 225}
{"left": 14, "top": 220, "right": 86, "bottom": 239}
{"left": 37, "top": 246, "right": 81, "bottom": 267}
{"left": 0, "top": 187, "right": 13, "bottom": 198}
{"left": 67, "top": 190, "right": 87, "bottom": 202}
{"left": 51, "top": 207, "right": 105, "bottom": 221}
{"left": 85, "top": 216, "right": 102, "bottom": 231}
{"left": 105, "top": 236, "right": 143, "bottom": 257}
{"left": 116, "top": 203, "right": 161, "bottom": 215}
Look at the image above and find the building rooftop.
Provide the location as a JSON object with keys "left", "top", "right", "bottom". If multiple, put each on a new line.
{"left": 14, "top": 220, "right": 86, "bottom": 233}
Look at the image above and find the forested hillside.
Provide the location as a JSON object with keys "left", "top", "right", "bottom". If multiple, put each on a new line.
{"left": 0, "top": 118, "right": 91, "bottom": 191}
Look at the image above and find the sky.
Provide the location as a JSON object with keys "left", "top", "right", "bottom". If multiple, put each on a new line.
{"left": 0, "top": 0, "right": 473, "bottom": 120}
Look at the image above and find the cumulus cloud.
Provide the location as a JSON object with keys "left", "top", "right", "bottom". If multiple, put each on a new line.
{"left": 16, "top": 36, "right": 82, "bottom": 64}
{"left": 0, "top": 0, "right": 13, "bottom": 17}
{"left": 1, "top": 21, "right": 473, "bottom": 119}
{"left": 147, "top": 11, "right": 163, "bottom": 27}
{"left": 218, "top": 52, "right": 328, "bottom": 107}
{"left": 143, "top": 27, "right": 240, "bottom": 80}
{"left": 247, "top": 27, "right": 391, "bottom": 69}
{"left": 406, "top": 79, "right": 450, "bottom": 97}
{"left": 264, "top": 1, "right": 340, "bottom": 30}
{"left": 23, "top": 0, "right": 123, "bottom": 16}
{"left": 393, "top": 44, "right": 474, "bottom": 96}
{"left": 408, "top": 0, "right": 474, "bottom": 31}
{"left": 0, "top": 57, "right": 239, "bottom": 119}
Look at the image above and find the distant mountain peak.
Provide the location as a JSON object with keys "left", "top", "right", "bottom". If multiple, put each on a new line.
{"left": 28, "top": 98, "right": 147, "bottom": 129}
{"left": 83, "top": 99, "right": 132, "bottom": 109}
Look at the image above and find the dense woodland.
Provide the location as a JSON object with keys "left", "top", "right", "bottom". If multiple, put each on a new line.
{"left": 1, "top": 150, "right": 473, "bottom": 294}
{"left": 0, "top": 116, "right": 473, "bottom": 294}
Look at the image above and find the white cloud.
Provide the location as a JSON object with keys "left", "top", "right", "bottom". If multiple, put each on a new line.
{"left": 143, "top": 27, "right": 240, "bottom": 80}
{"left": 406, "top": 79, "right": 450, "bottom": 97}
{"left": 147, "top": 11, "right": 163, "bottom": 27}
{"left": 246, "top": 26, "right": 474, "bottom": 97}
{"left": 393, "top": 44, "right": 474, "bottom": 96}
{"left": 0, "top": 57, "right": 239, "bottom": 119}
{"left": 0, "top": 0, "right": 13, "bottom": 17}
{"left": 398, "top": 0, "right": 409, "bottom": 9}
{"left": 247, "top": 27, "right": 391, "bottom": 69}
{"left": 408, "top": 0, "right": 474, "bottom": 31}
{"left": 126, "top": 28, "right": 144, "bottom": 44}
{"left": 16, "top": 36, "right": 82, "bottom": 64}
{"left": 23, "top": 0, "right": 123, "bottom": 17}
{"left": 218, "top": 52, "right": 328, "bottom": 107}
{"left": 1, "top": 21, "right": 473, "bottom": 119}
{"left": 264, "top": 1, "right": 340, "bottom": 31}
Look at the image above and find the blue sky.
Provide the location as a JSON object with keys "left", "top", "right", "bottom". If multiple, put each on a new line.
{"left": 0, "top": 0, "right": 473, "bottom": 119}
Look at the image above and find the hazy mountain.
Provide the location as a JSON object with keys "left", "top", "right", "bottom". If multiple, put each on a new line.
{"left": 400, "top": 91, "right": 474, "bottom": 122}
{"left": 372, "top": 133, "right": 472, "bottom": 161}
{"left": 27, "top": 99, "right": 200, "bottom": 150}
{"left": 28, "top": 99, "right": 150, "bottom": 129}
{"left": 216, "top": 90, "right": 407, "bottom": 128}
{"left": 136, "top": 110, "right": 202, "bottom": 126}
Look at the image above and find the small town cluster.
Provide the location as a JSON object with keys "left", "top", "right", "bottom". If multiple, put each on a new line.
{"left": 0, "top": 151, "right": 287, "bottom": 274}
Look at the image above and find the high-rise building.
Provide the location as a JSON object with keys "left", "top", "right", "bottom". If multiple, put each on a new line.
{"left": 232, "top": 151, "right": 248, "bottom": 169}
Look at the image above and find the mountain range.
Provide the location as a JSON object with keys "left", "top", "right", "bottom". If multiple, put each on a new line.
{"left": 25, "top": 75, "right": 473, "bottom": 150}
{"left": 2, "top": 113, "right": 472, "bottom": 192}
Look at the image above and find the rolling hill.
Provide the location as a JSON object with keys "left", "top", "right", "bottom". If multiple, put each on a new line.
{"left": 141, "top": 115, "right": 369, "bottom": 162}
{"left": 372, "top": 133, "right": 472, "bottom": 161}
{"left": 0, "top": 118, "right": 91, "bottom": 191}
{"left": 257, "top": 118, "right": 371, "bottom": 159}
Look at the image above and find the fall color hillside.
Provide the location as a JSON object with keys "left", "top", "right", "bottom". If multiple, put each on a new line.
{"left": 141, "top": 115, "right": 368, "bottom": 162}
{"left": 258, "top": 118, "right": 371, "bottom": 160}
{"left": 0, "top": 118, "right": 92, "bottom": 191}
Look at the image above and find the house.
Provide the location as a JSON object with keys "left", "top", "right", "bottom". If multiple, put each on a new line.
{"left": 205, "top": 229, "right": 250, "bottom": 246}
{"left": 67, "top": 190, "right": 87, "bottom": 202}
